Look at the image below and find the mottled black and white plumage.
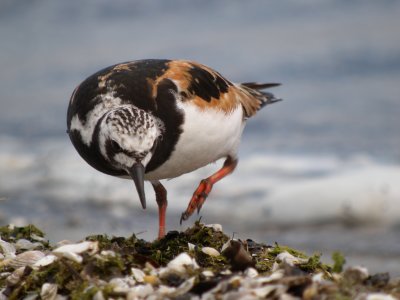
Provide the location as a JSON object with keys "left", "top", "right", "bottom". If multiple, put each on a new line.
{"left": 67, "top": 59, "right": 281, "bottom": 238}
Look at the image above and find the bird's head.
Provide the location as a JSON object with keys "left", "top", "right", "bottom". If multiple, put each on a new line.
{"left": 98, "top": 105, "right": 163, "bottom": 209}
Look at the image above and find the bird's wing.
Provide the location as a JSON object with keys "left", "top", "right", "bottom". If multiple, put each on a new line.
{"left": 155, "top": 60, "right": 281, "bottom": 118}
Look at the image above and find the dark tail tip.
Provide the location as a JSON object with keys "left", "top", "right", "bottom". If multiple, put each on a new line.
{"left": 241, "top": 82, "right": 281, "bottom": 90}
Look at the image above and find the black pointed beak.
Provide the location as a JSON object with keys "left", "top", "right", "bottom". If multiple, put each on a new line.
{"left": 128, "top": 162, "right": 146, "bottom": 209}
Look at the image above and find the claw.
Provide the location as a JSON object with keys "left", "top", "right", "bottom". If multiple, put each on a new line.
{"left": 179, "top": 157, "right": 238, "bottom": 226}
{"left": 180, "top": 212, "right": 188, "bottom": 225}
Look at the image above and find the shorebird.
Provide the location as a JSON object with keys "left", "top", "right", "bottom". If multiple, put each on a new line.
{"left": 67, "top": 59, "right": 281, "bottom": 238}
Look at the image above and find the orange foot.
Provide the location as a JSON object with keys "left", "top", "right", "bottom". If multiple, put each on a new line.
{"left": 180, "top": 179, "right": 213, "bottom": 224}
{"left": 180, "top": 156, "right": 238, "bottom": 224}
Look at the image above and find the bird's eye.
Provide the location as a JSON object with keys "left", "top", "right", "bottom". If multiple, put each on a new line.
{"left": 110, "top": 140, "right": 123, "bottom": 152}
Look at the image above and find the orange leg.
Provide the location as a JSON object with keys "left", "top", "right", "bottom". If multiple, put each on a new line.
{"left": 151, "top": 181, "right": 168, "bottom": 239}
{"left": 180, "top": 156, "right": 238, "bottom": 224}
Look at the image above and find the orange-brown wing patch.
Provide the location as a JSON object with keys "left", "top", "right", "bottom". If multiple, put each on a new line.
{"left": 155, "top": 60, "right": 240, "bottom": 114}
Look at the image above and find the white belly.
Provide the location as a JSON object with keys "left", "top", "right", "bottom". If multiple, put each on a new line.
{"left": 145, "top": 103, "right": 245, "bottom": 180}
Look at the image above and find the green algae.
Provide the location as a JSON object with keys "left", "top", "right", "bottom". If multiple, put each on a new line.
{"left": 332, "top": 251, "right": 346, "bottom": 273}
{"left": 0, "top": 224, "right": 48, "bottom": 246}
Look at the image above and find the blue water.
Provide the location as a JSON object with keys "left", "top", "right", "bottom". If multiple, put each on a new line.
{"left": 1, "top": 0, "right": 400, "bottom": 275}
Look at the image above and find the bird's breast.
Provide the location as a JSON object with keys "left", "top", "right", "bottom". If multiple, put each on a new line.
{"left": 145, "top": 103, "right": 244, "bottom": 180}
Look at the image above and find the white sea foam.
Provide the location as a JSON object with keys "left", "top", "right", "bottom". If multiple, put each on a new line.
{"left": 1, "top": 136, "right": 399, "bottom": 229}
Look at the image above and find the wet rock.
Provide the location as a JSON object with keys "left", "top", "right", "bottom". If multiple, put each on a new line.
{"left": 222, "top": 239, "right": 255, "bottom": 271}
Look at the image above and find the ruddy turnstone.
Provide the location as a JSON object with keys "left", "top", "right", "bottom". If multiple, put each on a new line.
{"left": 67, "top": 59, "right": 281, "bottom": 238}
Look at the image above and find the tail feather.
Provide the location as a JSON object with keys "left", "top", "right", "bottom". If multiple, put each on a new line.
{"left": 238, "top": 82, "right": 282, "bottom": 117}
{"left": 241, "top": 82, "right": 281, "bottom": 90}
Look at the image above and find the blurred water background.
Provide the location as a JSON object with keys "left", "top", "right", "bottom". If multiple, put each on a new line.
{"left": 1, "top": 0, "right": 400, "bottom": 275}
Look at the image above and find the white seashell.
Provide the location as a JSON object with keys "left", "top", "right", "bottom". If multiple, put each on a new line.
{"left": 271, "top": 261, "right": 280, "bottom": 272}
{"left": 53, "top": 241, "right": 99, "bottom": 255}
{"left": 55, "top": 240, "right": 72, "bottom": 246}
{"left": 126, "top": 283, "right": 153, "bottom": 299}
{"left": 187, "top": 243, "right": 196, "bottom": 252}
{"left": 202, "top": 270, "right": 214, "bottom": 278}
{"left": 157, "top": 285, "right": 177, "bottom": 295}
{"left": 30, "top": 233, "right": 47, "bottom": 242}
{"left": 6, "top": 267, "right": 25, "bottom": 286}
{"left": 312, "top": 272, "right": 325, "bottom": 283}
{"left": 56, "top": 252, "right": 83, "bottom": 264}
{"left": 131, "top": 267, "right": 145, "bottom": 282}
{"left": 347, "top": 266, "right": 369, "bottom": 279}
{"left": 221, "top": 239, "right": 232, "bottom": 253}
{"left": 256, "top": 269, "right": 285, "bottom": 284}
{"left": 109, "top": 277, "right": 136, "bottom": 293}
{"left": 205, "top": 224, "right": 223, "bottom": 232}
{"left": 40, "top": 283, "right": 58, "bottom": 300}
{"left": 15, "top": 239, "right": 43, "bottom": 251}
{"left": 173, "top": 277, "right": 195, "bottom": 296}
{"left": 366, "top": 293, "right": 397, "bottom": 300}
{"left": 93, "top": 290, "right": 105, "bottom": 300}
{"left": 277, "top": 292, "right": 298, "bottom": 300}
{"left": 0, "top": 237, "right": 16, "bottom": 258}
{"left": 0, "top": 272, "right": 11, "bottom": 280}
{"left": 249, "top": 284, "right": 287, "bottom": 298}
{"left": 8, "top": 250, "right": 46, "bottom": 268}
{"left": 0, "top": 289, "right": 8, "bottom": 300}
{"left": 160, "top": 253, "right": 199, "bottom": 277}
{"left": 244, "top": 267, "right": 258, "bottom": 278}
{"left": 202, "top": 278, "right": 228, "bottom": 297}
{"left": 201, "top": 247, "right": 220, "bottom": 257}
{"left": 276, "top": 251, "right": 307, "bottom": 266}
{"left": 100, "top": 250, "right": 116, "bottom": 257}
{"left": 220, "top": 269, "right": 232, "bottom": 275}
{"left": 33, "top": 254, "right": 58, "bottom": 268}
{"left": 21, "top": 293, "right": 39, "bottom": 300}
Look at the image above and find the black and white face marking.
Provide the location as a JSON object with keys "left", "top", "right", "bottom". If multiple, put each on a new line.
{"left": 97, "top": 105, "right": 163, "bottom": 209}
{"left": 99, "top": 105, "right": 163, "bottom": 170}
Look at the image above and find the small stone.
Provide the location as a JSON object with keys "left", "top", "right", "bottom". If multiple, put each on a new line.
{"left": 365, "top": 273, "right": 390, "bottom": 288}
{"left": 343, "top": 266, "right": 369, "bottom": 283}
{"left": 143, "top": 275, "right": 159, "bottom": 285}
{"left": 221, "top": 240, "right": 254, "bottom": 271}
{"left": 303, "top": 284, "right": 318, "bottom": 300}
